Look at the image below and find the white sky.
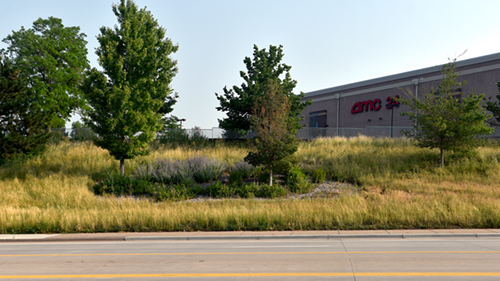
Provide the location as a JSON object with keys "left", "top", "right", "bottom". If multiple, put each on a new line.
{"left": 2, "top": 0, "right": 500, "bottom": 129}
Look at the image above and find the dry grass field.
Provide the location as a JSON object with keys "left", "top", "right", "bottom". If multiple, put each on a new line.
{"left": 1, "top": 137, "right": 500, "bottom": 234}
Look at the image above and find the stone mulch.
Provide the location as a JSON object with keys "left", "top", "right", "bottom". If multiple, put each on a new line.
{"left": 183, "top": 180, "right": 357, "bottom": 203}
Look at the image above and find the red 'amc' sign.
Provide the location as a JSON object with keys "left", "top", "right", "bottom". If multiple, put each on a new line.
{"left": 351, "top": 99, "right": 381, "bottom": 114}
{"left": 351, "top": 95, "right": 400, "bottom": 114}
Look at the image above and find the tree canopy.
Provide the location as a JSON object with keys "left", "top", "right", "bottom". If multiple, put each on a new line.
{"left": 0, "top": 54, "right": 51, "bottom": 163}
{"left": 2, "top": 17, "right": 89, "bottom": 128}
{"left": 82, "top": 0, "right": 178, "bottom": 175}
{"left": 484, "top": 83, "right": 500, "bottom": 127}
{"left": 400, "top": 58, "right": 493, "bottom": 166}
{"left": 244, "top": 80, "right": 299, "bottom": 186}
{"left": 216, "top": 45, "right": 311, "bottom": 134}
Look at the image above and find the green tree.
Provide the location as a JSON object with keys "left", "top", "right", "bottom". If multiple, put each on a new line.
{"left": 82, "top": 0, "right": 178, "bottom": 175}
{"left": 244, "top": 80, "right": 299, "bottom": 186}
{"left": 69, "top": 121, "right": 95, "bottom": 141}
{"left": 215, "top": 45, "right": 311, "bottom": 134}
{"left": 400, "top": 58, "right": 493, "bottom": 166}
{"left": 2, "top": 17, "right": 89, "bottom": 128}
{"left": 0, "top": 54, "right": 51, "bottom": 163}
{"left": 484, "top": 84, "right": 500, "bottom": 127}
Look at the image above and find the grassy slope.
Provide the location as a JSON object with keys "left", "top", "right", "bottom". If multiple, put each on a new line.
{"left": 1, "top": 137, "right": 500, "bottom": 233}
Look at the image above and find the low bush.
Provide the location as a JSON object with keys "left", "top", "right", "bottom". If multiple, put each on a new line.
{"left": 232, "top": 183, "right": 259, "bottom": 198}
{"left": 205, "top": 181, "right": 232, "bottom": 198}
{"left": 286, "top": 167, "right": 310, "bottom": 194}
{"left": 93, "top": 172, "right": 156, "bottom": 197}
{"left": 228, "top": 170, "right": 245, "bottom": 186}
{"left": 157, "top": 184, "right": 197, "bottom": 201}
{"left": 311, "top": 167, "right": 326, "bottom": 183}
{"left": 257, "top": 184, "right": 289, "bottom": 198}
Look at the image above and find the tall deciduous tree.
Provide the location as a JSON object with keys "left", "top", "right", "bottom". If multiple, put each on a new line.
{"left": 400, "top": 58, "right": 493, "bottom": 166}
{"left": 2, "top": 17, "right": 89, "bottom": 128}
{"left": 82, "top": 0, "right": 178, "bottom": 175}
{"left": 215, "top": 45, "right": 311, "bottom": 134}
{"left": 0, "top": 54, "right": 51, "bottom": 163}
{"left": 244, "top": 80, "right": 299, "bottom": 186}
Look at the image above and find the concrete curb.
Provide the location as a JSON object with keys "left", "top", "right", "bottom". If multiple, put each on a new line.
{"left": 124, "top": 233, "right": 500, "bottom": 241}
{"left": 1, "top": 232, "right": 500, "bottom": 243}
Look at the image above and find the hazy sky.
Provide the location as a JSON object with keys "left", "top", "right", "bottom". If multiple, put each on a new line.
{"left": 2, "top": 0, "right": 500, "bottom": 129}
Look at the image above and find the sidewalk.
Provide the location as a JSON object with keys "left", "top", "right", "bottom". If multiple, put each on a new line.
{"left": 1, "top": 229, "right": 500, "bottom": 242}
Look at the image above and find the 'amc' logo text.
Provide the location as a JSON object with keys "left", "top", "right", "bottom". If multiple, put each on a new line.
{"left": 351, "top": 95, "right": 400, "bottom": 114}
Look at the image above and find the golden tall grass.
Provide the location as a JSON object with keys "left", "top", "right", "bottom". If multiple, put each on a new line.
{"left": 1, "top": 137, "right": 500, "bottom": 233}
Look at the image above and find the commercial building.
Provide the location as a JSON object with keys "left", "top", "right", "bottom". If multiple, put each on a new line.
{"left": 299, "top": 53, "right": 500, "bottom": 138}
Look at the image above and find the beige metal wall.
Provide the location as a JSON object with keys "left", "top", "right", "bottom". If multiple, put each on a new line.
{"left": 301, "top": 56, "right": 500, "bottom": 130}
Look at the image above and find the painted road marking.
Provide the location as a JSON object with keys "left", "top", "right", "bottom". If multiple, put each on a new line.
{"left": 1, "top": 272, "right": 500, "bottom": 278}
{"left": 1, "top": 250, "right": 500, "bottom": 257}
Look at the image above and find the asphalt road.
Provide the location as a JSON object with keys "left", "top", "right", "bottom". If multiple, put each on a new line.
{"left": 1, "top": 237, "right": 500, "bottom": 280}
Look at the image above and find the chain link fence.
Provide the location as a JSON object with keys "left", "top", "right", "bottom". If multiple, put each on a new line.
{"left": 50, "top": 126, "right": 500, "bottom": 143}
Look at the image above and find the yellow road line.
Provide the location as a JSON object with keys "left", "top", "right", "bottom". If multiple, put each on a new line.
{"left": 1, "top": 250, "right": 500, "bottom": 257}
{"left": 1, "top": 272, "right": 500, "bottom": 278}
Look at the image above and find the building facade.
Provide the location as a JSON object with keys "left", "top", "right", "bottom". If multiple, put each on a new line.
{"left": 300, "top": 53, "right": 500, "bottom": 138}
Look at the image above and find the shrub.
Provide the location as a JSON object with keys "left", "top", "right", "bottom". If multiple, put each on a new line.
{"left": 286, "top": 167, "right": 310, "bottom": 193}
{"left": 232, "top": 183, "right": 259, "bottom": 198}
{"left": 206, "top": 181, "right": 231, "bottom": 198}
{"left": 228, "top": 170, "right": 245, "bottom": 186}
{"left": 93, "top": 172, "right": 155, "bottom": 196}
{"left": 157, "top": 184, "right": 196, "bottom": 201}
{"left": 311, "top": 167, "right": 326, "bottom": 183}
{"left": 256, "top": 184, "right": 288, "bottom": 198}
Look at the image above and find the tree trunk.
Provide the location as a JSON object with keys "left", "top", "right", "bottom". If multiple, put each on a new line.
{"left": 120, "top": 159, "right": 125, "bottom": 175}
{"left": 440, "top": 148, "right": 444, "bottom": 167}
{"left": 269, "top": 168, "right": 273, "bottom": 186}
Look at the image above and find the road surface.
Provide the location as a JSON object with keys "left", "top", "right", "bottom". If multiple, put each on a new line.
{"left": 1, "top": 236, "right": 500, "bottom": 280}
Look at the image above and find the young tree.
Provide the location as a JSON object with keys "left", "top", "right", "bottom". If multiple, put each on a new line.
{"left": 82, "top": 0, "right": 178, "bottom": 175}
{"left": 215, "top": 45, "right": 311, "bottom": 134}
{"left": 0, "top": 54, "right": 51, "bottom": 162}
{"left": 2, "top": 17, "right": 89, "bottom": 128}
{"left": 244, "top": 80, "right": 299, "bottom": 186}
{"left": 400, "top": 58, "right": 493, "bottom": 166}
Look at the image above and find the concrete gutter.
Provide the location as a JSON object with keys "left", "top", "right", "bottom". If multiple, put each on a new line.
{"left": 1, "top": 229, "right": 500, "bottom": 243}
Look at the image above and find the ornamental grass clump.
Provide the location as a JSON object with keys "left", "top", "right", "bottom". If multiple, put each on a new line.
{"left": 134, "top": 155, "right": 224, "bottom": 185}
{"left": 230, "top": 161, "right": 255, "bottom": 179}
{"left": 186, "top": 155, "right": 225, "bottom": 183}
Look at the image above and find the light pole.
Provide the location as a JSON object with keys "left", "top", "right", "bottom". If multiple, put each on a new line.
{"left": 178, "top": 118, "right": 186, "bottom": 128}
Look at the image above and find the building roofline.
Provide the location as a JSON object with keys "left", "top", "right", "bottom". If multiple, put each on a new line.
{"left": 304, "top": 52, "right": 500, "bottom": 98}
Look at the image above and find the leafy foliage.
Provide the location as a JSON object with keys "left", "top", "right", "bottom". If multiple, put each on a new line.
{"left": 81, "top": 0, "right": 178, "bottom": 175}
{"left": 285, "top": 167, "right": 310, "bottom": 193}
{"left": 0, "top": 54, "right": 51, "bottom": 163}
{"left": 2, "top": 17, "right": 89, "bottom": 127}
{"left": 69, "top": 121, "right": 95, "bottom": 141}
{"left": 245, "top": 81, "right": 299, "bottom": 185}
{"left": 311, "top": 167, "right": 327, "bottom": 184}
{"left": 215, "top": 44, "right": 311, "bottom": 133}
{"left": 400, "top": 58, "right": 493, "bottom": 166}
{"left": 93, "top": 171, "right": 156, "bottom": 197}
{"left": 484, "top": 83, "right": 500, "bottom": 127}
